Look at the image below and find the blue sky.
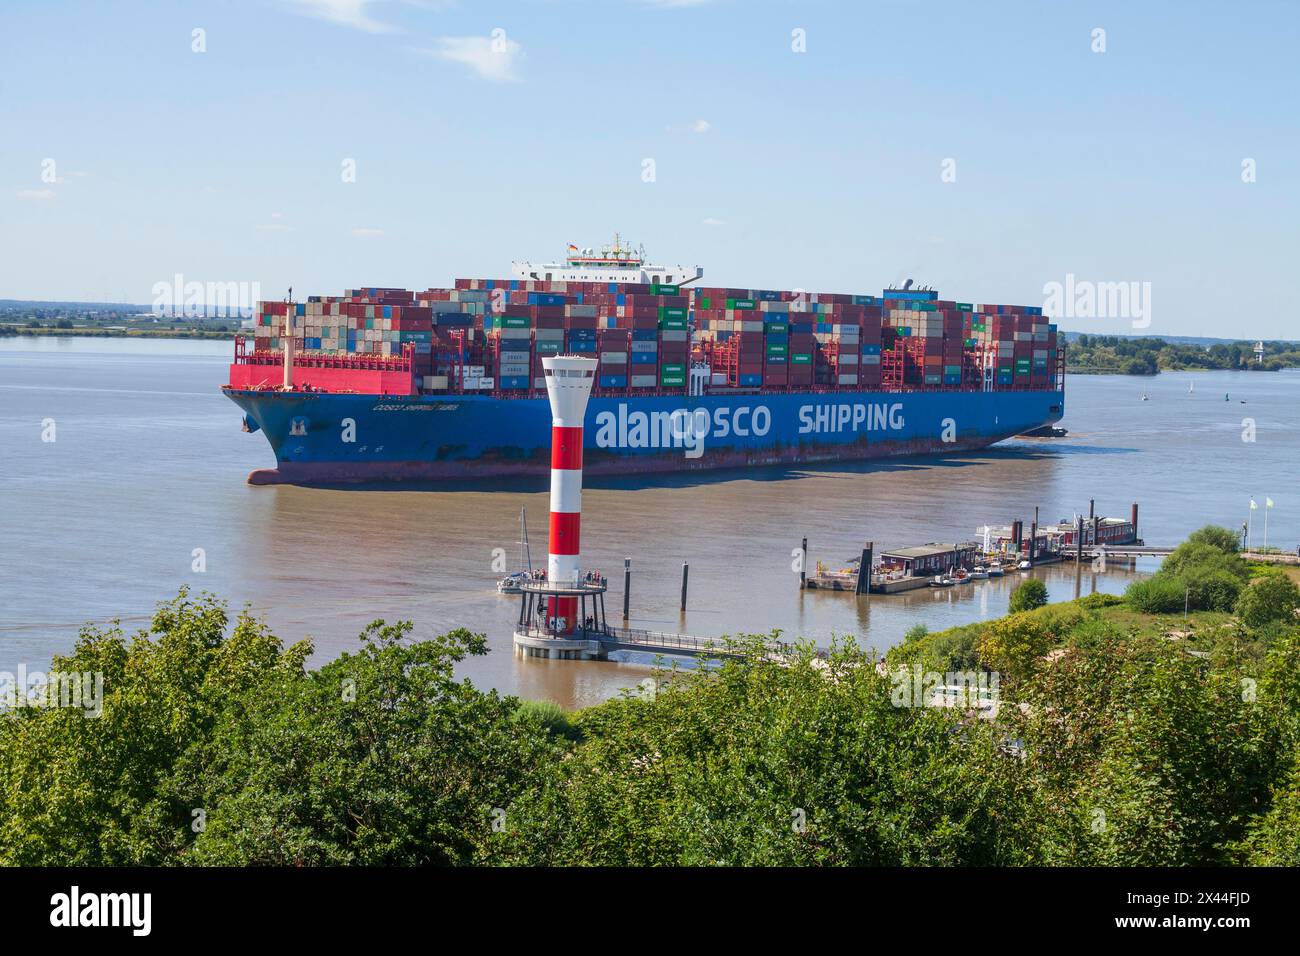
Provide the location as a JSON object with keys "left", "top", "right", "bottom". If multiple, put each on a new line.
{"left": 1, "top": 0, "right": 1296, "bottom": 336}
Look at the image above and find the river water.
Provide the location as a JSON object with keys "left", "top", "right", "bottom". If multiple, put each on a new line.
{"left": 3, "top": 336, "right": 1297, "bottom": 707}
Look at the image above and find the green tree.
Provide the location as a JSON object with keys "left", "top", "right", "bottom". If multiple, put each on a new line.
{"left": 0, "top": 590, "right": 311, "bottom": 865}
{"left": 1009, "top": 578, "right": 1049, "bottom": 613}
{"left": 977, "top": 612, "right": 1054, "bottom": 681}
{"left": 1236, "top": 572, "right": 1300, "bottom": 629}
{"left": 1187, "top": 525, "right": 1242, "bottom": 554}
{"left": 903, "top": 623, "right": 929, "bottom": 643}
{"left": 183, "top": 620, "right": 558, "bottom": 865}
{"left": 492, "top": 639, "right": 1038, "bottom": 866}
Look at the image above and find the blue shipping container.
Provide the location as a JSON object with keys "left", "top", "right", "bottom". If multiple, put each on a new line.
{"left": 599, "top": 375, "right": 627, "bottom": 388}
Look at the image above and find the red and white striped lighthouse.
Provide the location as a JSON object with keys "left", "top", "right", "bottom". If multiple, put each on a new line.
{"left": 542, "top": 354, "right": 597, "bottom": 634}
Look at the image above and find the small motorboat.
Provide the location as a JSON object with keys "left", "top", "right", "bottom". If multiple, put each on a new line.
{"left": 987, "top": 564, "right": 1005, "bottom": 578}
{"left": 1017, "top": 559, "right": 1033, "bottom": 571}
{"left": 970, "top": 566, "right": 990, "bottom": 580}
{"left": 930, "top": 574, "right": 956, "bottom": 587}
{"left": 496, "top": 571, "right": 529, "bottom": 595}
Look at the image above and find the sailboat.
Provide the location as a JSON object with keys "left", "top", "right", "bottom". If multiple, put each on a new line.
{"left": 496, "top": 507, "right": 534, "bottom": 594}
{"left": 1189, "top": 380, "right": 1194, "bottom": 394}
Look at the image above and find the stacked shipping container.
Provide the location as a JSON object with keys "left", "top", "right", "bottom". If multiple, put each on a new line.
{"left": 240, "top": 278, "right": 1059, "bottom": 397}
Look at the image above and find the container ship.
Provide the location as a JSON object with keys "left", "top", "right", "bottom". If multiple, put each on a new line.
{"left": 223, "top": 238, "right": 1064, "bottom": 484}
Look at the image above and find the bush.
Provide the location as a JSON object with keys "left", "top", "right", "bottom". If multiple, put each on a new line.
{"left": 1125, "top": 576, "right": 1187, "bottom": 614}
{"left": 514, "top": 699, "right": 582, "bottom": 742}
{"left": 1187, "top": 525, "right": 1242, "bottom": 554}
{"left": 1161, "top": 542, "right": 1249, "bottom": 582}
{"left": 1182, "top": 566, "right": 1244, "bottom": 612}
{"left": 1009, "top": 578, "right": 1049, "bottom": 614}
{"left": 1236, "top": 572, "right": 1300, "bottom": 628}
{"left": 903, "top": 623, "right": 929, "bottom": 643}
{"left": 978, "top": 612, "right": 1054, "bottom": 679}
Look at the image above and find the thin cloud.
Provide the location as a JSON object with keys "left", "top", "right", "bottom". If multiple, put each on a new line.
{"left": 352, "top": 227, "right": 385, "bottom": 238}
{"left": 285, "top": 0, "right": 395, "bottom": 33}
{"left": 417, "top": 34, "right": 524, "bottom": 82}
{"left": 702, "top": 217, "right": 725, "bottom": 226}
{"left": 17, "top": 188, "right": 56, "bottom": 201}
{"left": 692, "top": 119, "right": 712, "bottom": 134}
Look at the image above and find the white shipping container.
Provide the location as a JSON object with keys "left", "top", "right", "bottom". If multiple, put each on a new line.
{"left": 630, "top": 375, "right": 657, "bottom": 387}
{"left": 837, "top": 373, "right": 859, "bottom": 385}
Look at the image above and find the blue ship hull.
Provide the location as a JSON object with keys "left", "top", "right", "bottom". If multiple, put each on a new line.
{"left": 223, "top": 387, "right": 1064, "bottom": 484}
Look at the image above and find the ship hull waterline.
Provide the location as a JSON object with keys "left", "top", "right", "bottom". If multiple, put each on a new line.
{"left": 223, "top": 387, "right": 1065, "bottom": 485}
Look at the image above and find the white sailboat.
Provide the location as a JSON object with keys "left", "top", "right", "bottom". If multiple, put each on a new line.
{"left": 496, "top": 508, "right": 534, "bottom": 593}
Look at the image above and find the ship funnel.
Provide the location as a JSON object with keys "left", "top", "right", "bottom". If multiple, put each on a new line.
{"left": 542, "top": 355, "right": 597, "bottom": 633}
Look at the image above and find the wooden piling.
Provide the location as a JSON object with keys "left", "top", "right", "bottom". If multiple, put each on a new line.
{"left": 680, "top": 562, "right": 689, "bottom": 613}
{"left": 855, "top": 542, "right": 874, "bottom": 595}
{"left": 622, "top": 558, "right": 631, "bottom": 622}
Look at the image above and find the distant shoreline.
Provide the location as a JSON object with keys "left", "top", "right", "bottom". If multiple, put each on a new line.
{"left": 0, "top": 326, "right": 237, "bottom": 340}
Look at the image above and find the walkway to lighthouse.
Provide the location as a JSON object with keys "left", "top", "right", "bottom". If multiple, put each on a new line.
{"left": 512, "top": 577, "right": 825, "bottom": 662}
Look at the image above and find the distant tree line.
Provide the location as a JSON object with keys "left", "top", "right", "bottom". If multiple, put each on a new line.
{"left": 1067, "top": 335, "right": 1300, "bottom": 375}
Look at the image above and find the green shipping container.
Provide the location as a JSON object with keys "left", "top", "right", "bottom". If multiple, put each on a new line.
{"left": 660, "top": 375, "right": 685, "bottom": 386}
{"left": 957, "top": 302, "right": 973, "bottom": 311}
{"left": 658, "top": 318, "right": 687, "bottom": 331}
{"left": 650, "top": 283, "right": 679, "bottom": 296}
{"left": 764, "top": 323, "right": 789, "bottom": 335}
{"left": 727, "top": 298, "right": 756, "bottom": 310}
{"left": 766, "top": 343, "right": 788, "bottom": 357}
{"left": 660, "top": 363, "right": 686, "bottom": 375}
{"left": 791, "top": 353, "right": 813, "bottom": 364}
{"left": 658, "top": 306, "right": 687, "bottom": 320}
{"left": 699, "top": 297, "right": 711, "bottom": 309}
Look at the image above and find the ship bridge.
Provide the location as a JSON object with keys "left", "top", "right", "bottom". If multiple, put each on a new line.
{"left": 511, "top": 234, "right": 702, "bottom": 285}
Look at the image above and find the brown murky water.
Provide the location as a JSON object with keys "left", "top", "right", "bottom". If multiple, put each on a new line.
{"left": 4, "top": 337, "right": 1297, "bottom": 707}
